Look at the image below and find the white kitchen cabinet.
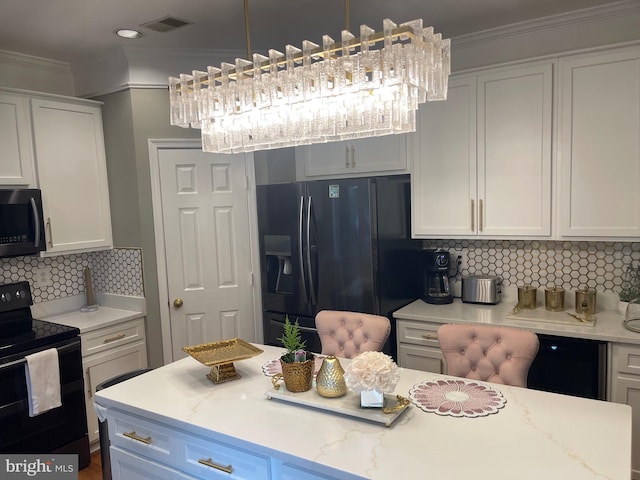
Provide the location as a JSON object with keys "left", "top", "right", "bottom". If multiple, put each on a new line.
{"left": 558, "top": 45, "right": 640, "bottom": 238}
{"left": 396, "top": 319, "right": 444, "bottom": 374}
{"left": 610, "top": 343, "right": 640, "bottom": 479}
{"left": 412, "top": 62, "right": 553, "bottom": 238}
{"left": 0, "top": 92, "right": 35, "bottom": 186}
{"left": 107, "top": 408, "right": 273, "bottom": 479}
{"left": 81, "top": 317, "right": 147, "bottom": 446}
{"left": 31, "top": 97, "right": 113, "bottom": 255}
{"left": 294, "top": 134, "right": 408, "bottom": 179}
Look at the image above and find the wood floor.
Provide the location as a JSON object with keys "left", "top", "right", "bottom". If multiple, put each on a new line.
{"left": 79, "top": 450, "right": 102, "bottom": 480}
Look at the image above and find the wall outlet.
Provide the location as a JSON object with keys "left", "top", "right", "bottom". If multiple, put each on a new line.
{"left": 449, "top": 250, "right": 466, "bottom": 275}
{"left": 35, "top": 266, "right": 53, "bottom": 287}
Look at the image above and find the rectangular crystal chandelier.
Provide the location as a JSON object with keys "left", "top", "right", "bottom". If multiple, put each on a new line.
{"left": 169, "top": 18, "right": 450, "bottom": 154}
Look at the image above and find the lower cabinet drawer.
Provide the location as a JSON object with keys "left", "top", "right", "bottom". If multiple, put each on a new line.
{"left": 180, "top": 434, "right": 271, "bottom": 479}
{"left": 107, "top": 411, "right": 174, "bottom": 464}
{"left": 111, "top": 446, "right": 197, "bottom": 480}
{"left": 396, "top": 320, "right": 441, "bottom": 347}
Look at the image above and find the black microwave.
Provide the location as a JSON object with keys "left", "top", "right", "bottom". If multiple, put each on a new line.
{"left": 0, "top": 189, "right": 46, "bottom": 258}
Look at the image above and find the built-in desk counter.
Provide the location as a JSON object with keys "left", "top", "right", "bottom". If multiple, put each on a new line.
{"left": 393, "top": 288, "right": 639, "bottom": 344}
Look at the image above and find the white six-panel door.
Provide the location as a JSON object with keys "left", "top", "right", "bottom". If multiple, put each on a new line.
{"left": 157, "top": 147, "right": 256, "bottom": 360}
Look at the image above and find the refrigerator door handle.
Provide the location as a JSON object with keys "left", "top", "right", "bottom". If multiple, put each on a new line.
{"left": 306, "top": 195, "right": 317, "bottom": 306}
{"left": 298, "top": 195, "right": 309, "bottom": 304}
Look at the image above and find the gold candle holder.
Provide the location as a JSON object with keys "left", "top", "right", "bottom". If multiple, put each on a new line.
{"left": 575, "top": 288, "right": 596, "bottom": 315}
{"left": 517, "top": 285, "right": 537, "bottom": 310}
{"left": 544, "top": 286, "right": 565, "bottom": 312}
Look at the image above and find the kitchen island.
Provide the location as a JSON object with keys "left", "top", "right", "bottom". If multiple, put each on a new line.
{"left": 95, "top": 343, "right": 630, "bottom": 479}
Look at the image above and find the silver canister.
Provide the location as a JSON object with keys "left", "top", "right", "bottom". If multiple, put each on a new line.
{"left": 575, "top": 288, "right": 597, "bottom": 315}
{"left": 517, "top": 285, "right": 537, "bottom": 310}
{"left": 544, "top": 286, "right": 565, "bottom": 312}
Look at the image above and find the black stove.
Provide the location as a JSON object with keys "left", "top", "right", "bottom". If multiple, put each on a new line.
{"left": 0, "top": 281, "right": 79, "bottom": 359}
{"left": 0, "top": 281, "right": 89, "bottom": 469}
{"left": 0, "top": 318, "right": 80, "bottom": 359}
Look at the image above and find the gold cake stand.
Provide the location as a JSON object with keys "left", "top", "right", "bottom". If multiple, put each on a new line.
{"left": 182, "top": 338, "right": 264, "bottom": 384}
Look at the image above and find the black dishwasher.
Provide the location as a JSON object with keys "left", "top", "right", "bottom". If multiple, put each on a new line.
{"left": 527, "top": 334, "right": 607, "bottom": 400}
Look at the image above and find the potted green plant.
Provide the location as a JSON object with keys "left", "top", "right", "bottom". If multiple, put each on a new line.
{"left": 619, "top": 262, "right": 640, "bottom": 314}
{"left": 271, "top": 317, "right": 315, "bottom": 392}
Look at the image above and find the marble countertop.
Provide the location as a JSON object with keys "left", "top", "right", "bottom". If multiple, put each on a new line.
{"left": 33, "top": 293, "right": 145, "bottom": 333}
{"left": 394, "top": 287, "right": 640, "bottom": 345}
{"left": 95, "top": 344, "right": 631, "bottom": 479}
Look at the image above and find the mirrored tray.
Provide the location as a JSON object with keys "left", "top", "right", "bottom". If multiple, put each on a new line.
{"left": 183, "top": 338, "right": 263, "bottom": 384}
{"left": 623, "top": 318, "right": 640, "bottom": 333}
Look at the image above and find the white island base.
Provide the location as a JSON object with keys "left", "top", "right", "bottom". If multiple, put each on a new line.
{"left": 95, "top": 344, "right": 631, "bottom": 479}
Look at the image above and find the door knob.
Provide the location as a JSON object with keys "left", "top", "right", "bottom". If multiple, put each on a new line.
{"left": 173, "top": 298, "right": 184, "bottom": 308}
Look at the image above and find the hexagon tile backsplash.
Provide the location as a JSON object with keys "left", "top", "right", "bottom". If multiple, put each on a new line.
{"left": 1, "top": 242, "right": 639, "bottom": 304}
{"left": 0, "top": 248, "right": 143, "bottom": 303}
{"left": 426, "top": 240, "right": 640, "bottom": 292}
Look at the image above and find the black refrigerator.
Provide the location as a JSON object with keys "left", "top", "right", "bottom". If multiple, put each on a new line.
{"left": 257, "top": 174, "right": 421, "bottom": 359}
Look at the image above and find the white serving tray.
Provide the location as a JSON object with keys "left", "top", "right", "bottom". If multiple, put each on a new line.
{"left": 506, "top": 307, "right": 595, "bottom": 327}
{"left": 265, "top": 387, "right": 409, "bottom": 427}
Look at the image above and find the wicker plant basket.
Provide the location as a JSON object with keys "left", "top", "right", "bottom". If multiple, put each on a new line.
{"left": 280, "top": 355, "right": 314, "bottom": 392}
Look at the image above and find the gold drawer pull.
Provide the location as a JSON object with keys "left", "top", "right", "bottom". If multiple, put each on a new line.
{"left": 123, "top": 431, "right": 151, "bottom": 445}
{"left": 421, "top": 333, "right": 437, "bottom": 340}
{"left": 103, "top": 333, "right": 127, "bottom": 344}
{"left": 198, "top": 457, "right": 233, "bottom": 474}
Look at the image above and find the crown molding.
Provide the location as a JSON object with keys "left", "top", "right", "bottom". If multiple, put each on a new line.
{"left": 453, "top": 0, "right": 640, "bottom": 48}
{"left": 0, "top": 49, "right": 71, "bottom": 73}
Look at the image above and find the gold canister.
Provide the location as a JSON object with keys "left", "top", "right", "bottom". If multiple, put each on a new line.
{"left": 575, "top": 288, "right": 597, "bottom": 315}
{"left": 544, "top": 286, "right": 565, "bottom": 312}
{"left": 316, "top": 355, "right": 347, "bottom": 398}
{"left": 517, "top": 285, "right": 537, "bottom": 309}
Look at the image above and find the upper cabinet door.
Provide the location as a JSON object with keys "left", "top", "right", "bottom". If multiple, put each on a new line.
{"left": 31, "top": 98, "right": 113, "bottom": 255}
{"left": 0, "top": 93, "right": 35, "bottom": 186}
{"left": 411, "top": 75, "right": 477, "bottom": 237}
{"left": 558, "top": 46, "right": 640, "bottom": 238}
{"left": 295, "top": 134, "right": 408, "bottom": 180}
{"left": 477, "top": 63, "right": 553, "bottom": 237}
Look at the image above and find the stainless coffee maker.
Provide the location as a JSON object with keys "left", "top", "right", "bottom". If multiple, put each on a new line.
{"left": 421, "top": 248, "right": 453, "bottom": 304}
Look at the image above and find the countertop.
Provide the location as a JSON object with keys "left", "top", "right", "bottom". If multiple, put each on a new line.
{"left": 32, "top": 293, "right": 145, "bottom": 333}
{"left": 394, "top": 287, "right": 640, "bottom": 345}
{"left": 95, "top": 344, "right": 631, "bottom": 479}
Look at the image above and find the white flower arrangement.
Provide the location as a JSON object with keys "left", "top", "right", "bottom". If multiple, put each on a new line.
{"left": 344, "top": 351, "right": 400, "bottom": 394}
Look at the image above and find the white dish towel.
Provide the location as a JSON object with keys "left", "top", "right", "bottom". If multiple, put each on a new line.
{"left": 25, "top": 348, "right": 62, "bottom": 417}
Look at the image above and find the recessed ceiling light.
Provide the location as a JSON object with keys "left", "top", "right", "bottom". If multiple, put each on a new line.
{"left": 115, "top": 29, "right": 143, "bottom": 39}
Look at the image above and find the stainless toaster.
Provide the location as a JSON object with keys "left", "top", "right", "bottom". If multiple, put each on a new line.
{"left": 461, "top": 275, "right": 502, "bottom": 304}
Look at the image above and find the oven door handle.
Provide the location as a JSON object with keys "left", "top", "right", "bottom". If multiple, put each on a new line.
{"left": 0, "top": 341, "right": 77, "bottom": 372}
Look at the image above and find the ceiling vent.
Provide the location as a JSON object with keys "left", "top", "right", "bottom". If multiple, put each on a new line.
{"left": 141, "top": 16, "right": 193, "bottom": 33}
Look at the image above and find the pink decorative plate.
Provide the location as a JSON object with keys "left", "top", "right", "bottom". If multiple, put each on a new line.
{"left": 409, "top": 378, "right": 507, "bottom": 418}
{"left": 261, "top": 355, "right": 326, "bottom": 377}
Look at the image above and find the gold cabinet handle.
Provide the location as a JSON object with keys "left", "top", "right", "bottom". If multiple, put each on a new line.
{"left": 173, "top": 298, "right": 183, "bottom": 308}
{"left": 46, "top": 217, "right": 53, "bottom": 247}
{"left": 123, "top": 431, "right": 151, "bottom": 445}
{"left": 421, "top": 333, "right": 437, "bottom": 340}
{"left": 198, "top": 457, "right": 233, "bottom": 474}
{"left": 470, "top": 199, "right": 475, "bottom": 232}
{"left": 479, "top": 199, "right": 484, "bottom": 232}
{"left": 103, "top": 333, "right": 126, "bottom": 344}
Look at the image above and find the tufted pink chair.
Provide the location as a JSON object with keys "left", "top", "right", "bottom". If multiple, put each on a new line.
{"left": 315, "top": 310, "right": 391, "bottom": 359}
{"left": 437, "top": 324, "right": 539, "bottom": 387}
